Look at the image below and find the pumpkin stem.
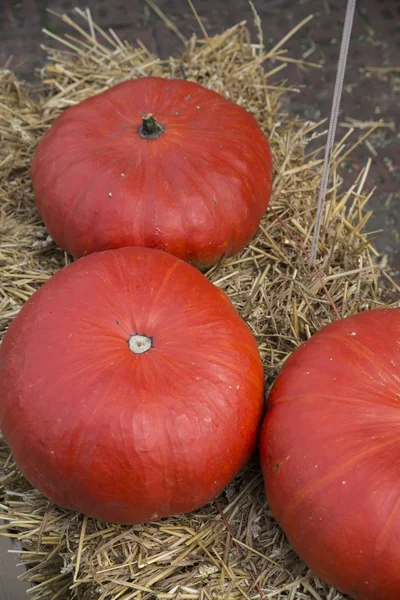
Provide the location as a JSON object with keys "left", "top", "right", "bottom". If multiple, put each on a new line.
{"left": 139, "top": 114, "right": 164, "bottom": 139}
{"left": 128, "top": 334, "right": 153, "bottom": 354}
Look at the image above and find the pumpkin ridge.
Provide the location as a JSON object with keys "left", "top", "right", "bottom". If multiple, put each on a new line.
{"left": 280, "top": 433, "right": 400, "bottom": 522}
{"left": 318, "top": 331, "right": 400, "bottom": 389}
{"left": 270, "top": 391, "right": 400, "bottom": 409}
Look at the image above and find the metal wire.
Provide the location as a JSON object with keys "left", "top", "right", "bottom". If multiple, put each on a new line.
{"left": 310, "top": 0, "right": 357, "bottom": 263}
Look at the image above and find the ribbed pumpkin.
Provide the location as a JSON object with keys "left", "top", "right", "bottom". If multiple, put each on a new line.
{"left": 260, "top": 308, "right": 400, "bottom": 600}
{"left": 0, "top": 247, "right": 265, "bottom": 524}
{"left": 30, "top": 77, "right": 273, "bottom": 268}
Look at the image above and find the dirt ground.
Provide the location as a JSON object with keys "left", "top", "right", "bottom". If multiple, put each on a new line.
{"left": 1, "top": 0, "right": 399, "bottom": 276}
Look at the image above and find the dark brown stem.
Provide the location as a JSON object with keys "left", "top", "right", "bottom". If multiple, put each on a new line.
{"left": 139, "top": 114, "right": 165, "bottom": 139}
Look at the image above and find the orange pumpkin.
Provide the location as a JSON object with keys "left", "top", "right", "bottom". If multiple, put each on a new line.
{"left": 0, "top": 247, "right": 265, "bottom": 523}
{"left": 260, "top": 308, "right": 400, "bottom": 600}
{"left": 31, "top": 77, "right": 273, "bottom": 267}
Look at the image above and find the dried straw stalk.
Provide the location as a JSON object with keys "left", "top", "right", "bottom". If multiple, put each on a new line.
{"left": 0, "top": 8, "right": 398, "bottom": 600}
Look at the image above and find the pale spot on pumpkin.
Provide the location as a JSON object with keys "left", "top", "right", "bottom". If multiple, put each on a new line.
{"left": 349, "top": 332, "right": 357, "bottom": 336}
{"left": 108, "top": 192, "right": 112, "bottom": 197}
{"left": 120, "top": 173, "right": 126, "bottom": 177}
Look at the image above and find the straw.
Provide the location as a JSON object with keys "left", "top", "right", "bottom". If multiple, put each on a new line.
{"left": 0, "top": 9, "right": 398, "bottom": 600}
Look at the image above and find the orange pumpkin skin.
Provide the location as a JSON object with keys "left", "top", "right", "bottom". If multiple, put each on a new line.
{"left": 0, "top": 247, "right": 264, "bottom": 524}
{"left": 260, "top": 308, "right": 400, "bottom": 600}
{"left": 30, "top": 77, "right": 273, "bottom": 268}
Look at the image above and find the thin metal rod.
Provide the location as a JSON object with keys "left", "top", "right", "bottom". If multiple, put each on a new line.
{"left": 310, "top": 0, "right": 356, "bottom": 263}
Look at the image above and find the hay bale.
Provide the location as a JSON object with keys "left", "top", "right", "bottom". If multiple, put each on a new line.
{"left": 0, "top": 9, "right": 398, "bottom": 600}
